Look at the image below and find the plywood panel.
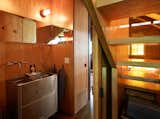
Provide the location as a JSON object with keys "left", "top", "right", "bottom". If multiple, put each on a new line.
{"left": 145, "top": 45, "right": 160, "bottom": 59}
{"left": 106, "top": 18, "right": 129, "bottom": 40}
{"left": 98, "top": 0, "right": 160, "bottom": 21}
{"left": 51, "top": 42, "right": 74, "bottom": 115}
{"left": 0, "top": 0, "right": 52, "bottom": 25}
{"left": 74, "top": 0, "right": 89, "bottom": 114}
{"left": 0, "top": 11, "right": 23, "bottom": 42}
{"left": 37, "top": 25, "right": 63, "bottom": 43}
{"left": 0, "top": 43, "right": 6, "bottom": 108}
{"left": 96, "top": 0, "right": 124, "bottom": 7}
{"left": 0, "top": 0, "right": 73, "bottom": 29}
{"left": 0, "top": 43, "right": 53, "bottom": 109}
{"left": 51, "top": 0, "right": 73, "bottom": 29}
{"left": 109, "top": 45, "right": 129, "bottom": 63}
{"left": 0, "top": 42, "right": 74, "bottom": 115}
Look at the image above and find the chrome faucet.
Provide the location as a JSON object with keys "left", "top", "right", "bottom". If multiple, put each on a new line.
{"left": 4, "top": 61, "right": 30, "bottom": 68}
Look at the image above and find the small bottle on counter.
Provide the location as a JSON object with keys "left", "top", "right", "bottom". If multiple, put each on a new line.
{"left": 51, "top": 64, "right": 57, "bottom": 73}
{"left": 30, "top": 64, "right": 36, "bottom": 73}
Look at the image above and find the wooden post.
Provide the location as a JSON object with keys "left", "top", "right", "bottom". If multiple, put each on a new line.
{"left": 92, "top": 28, "right": 102, "bottom": 119}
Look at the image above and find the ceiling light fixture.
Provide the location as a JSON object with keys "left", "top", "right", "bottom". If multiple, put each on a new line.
{"left": 40, "top": 9, "right": 51, "bottom": 17}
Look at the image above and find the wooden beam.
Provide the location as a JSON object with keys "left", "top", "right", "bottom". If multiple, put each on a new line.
{"left": 82, "top": 0, "right": 116, "bottom": 68}
{"left": 112, "top": 68, "right": 118, "bottom": 119}
{"left": 136, "top": 17, "right": 160, "bottom": 30}
{"left": 92, "top": 28, "right": 102, "bottom": 119}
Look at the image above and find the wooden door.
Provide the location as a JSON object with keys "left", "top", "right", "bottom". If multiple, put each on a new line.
{"left": 74, "top": 0, "right": 89, "bottom": 114}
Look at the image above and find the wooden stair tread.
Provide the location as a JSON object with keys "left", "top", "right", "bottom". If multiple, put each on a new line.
{"left": 108, "top": 36, "right": 160, "bottom": 45}
{"left": 119, "top": 78, "right": 160, "bottom": 92}
{"left": 119, "top": 74, "right": 160, "bottom": 84}
{"left": 117, "top": 59, "right": 160, "bottom": 68}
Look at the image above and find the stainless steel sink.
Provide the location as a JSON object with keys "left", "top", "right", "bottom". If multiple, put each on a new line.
{"left": 7, "top": 72, "right": 53, "bottom": 85}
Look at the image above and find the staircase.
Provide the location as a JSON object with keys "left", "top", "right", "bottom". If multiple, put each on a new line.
{"left": 82, "top": 0, "right": 160, "bottom": 119}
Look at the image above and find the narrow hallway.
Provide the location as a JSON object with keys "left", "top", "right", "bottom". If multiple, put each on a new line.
{"left": 54, "top": 73, "right": 94, "bottom": 119}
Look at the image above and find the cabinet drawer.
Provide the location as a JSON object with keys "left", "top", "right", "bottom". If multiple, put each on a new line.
{"left": 22, "top": 93, "right": 57, "bottom": 119}
{"left": 21, "top": 76, "right": 57, "bottom": 106}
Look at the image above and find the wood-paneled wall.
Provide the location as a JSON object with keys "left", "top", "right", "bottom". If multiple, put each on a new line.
{"left": 51, "top": 42, "right": 74, "bottom": 115}
{"left": 74, "top": 0, "right": 89, "bottom": 114}
{"left": 51, "top": 0, "right": 73, "bottom": 29}
{"left": 0, "top": 42, "right": 74, "bottom": 114}
{"left": 0, "top": 0, "right": 73, "bottom": 29}
{"left": 107, "top": 18, "right": 129, "bottom": 62}
{"left": 0, "top": 11, "right": 22, "bottom": 42}
{"left": 0, "top": 0, "right": 52, "bottom": 24}
{"left": 37, "top": 25, "right": 63, "bottom": 43}
{"left": 0, "top": 42, "right": 53, "bottom": 109}
{"left": 0, "top": 11, "right": 37, "bottom": 43}
{"left": 0, "top": 43, "right": 6, "bottom": 108}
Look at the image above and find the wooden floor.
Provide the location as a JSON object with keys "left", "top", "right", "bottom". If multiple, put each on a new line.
{"left": 51, "top": 74, "right": 94, "bottom": 119}
{"left": 53, "top": 103, "right": 93, "bottom": 119}
{"left": 52, "top": 93, "right": 93, "bottom": 119}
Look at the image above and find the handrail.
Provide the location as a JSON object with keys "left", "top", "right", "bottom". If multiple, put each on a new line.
{"left": 82, "top": 0, "right": 116, "bottom": 68}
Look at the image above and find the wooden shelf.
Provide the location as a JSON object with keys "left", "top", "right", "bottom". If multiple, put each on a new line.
{"left": 117, "top": 59, "right": 160, "bottom": 68}
{"left": 108, "top": 36, "right": 160, "bottom": 45}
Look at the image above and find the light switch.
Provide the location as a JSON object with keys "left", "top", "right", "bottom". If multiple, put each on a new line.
{"left": 64, "top": 57, "right": 70, "bottom": 64}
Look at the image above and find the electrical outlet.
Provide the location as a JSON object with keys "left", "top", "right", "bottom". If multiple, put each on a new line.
{"left": 64, "top": 57, "right": 70, "bottom": 64}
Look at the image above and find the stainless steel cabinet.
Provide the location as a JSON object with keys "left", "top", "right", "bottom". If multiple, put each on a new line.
{"left": 7, "top": 74, "right": 57, "bottom": 119}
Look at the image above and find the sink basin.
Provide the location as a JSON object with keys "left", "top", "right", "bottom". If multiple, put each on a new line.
{"left": 25, "top": 72, "right": 52, "bottom": 79}
{"left": 17, "top": 78, "right": 33, "bottom": 83}
{"left": 7, "top": 72, "right": 53, "bottom": 85}
{"left": 25, "top": 72, "right": 41, "bottom": 77}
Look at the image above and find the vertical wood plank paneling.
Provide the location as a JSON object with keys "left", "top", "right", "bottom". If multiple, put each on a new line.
{"left": 74, "top": 0, "right": 89, "bottom": 114}
{"left": 0, "top": 11, "right": 23, "bottom": 43}
{"left": 82, "top": 0, "right": 116, "bottom": 67}
{"left": 0, "top": 43, "right": 6, "bottom": 108}
{"left": 0, "top": 0, "right": 73, "bottom": 29}
{"left": 0, "top": 42, "right": 74, "bottom": 112}
{"left": 51, "top": 42, "right": 74, "bottom": 115}
{"left": 37, "top": 26, "right": 63, "bottom": 43}
{"left": 0, "top": 0, "right": 52, "bottom": 24}
{"left": 51, "top": 0, "right": 73, "bottom": 29}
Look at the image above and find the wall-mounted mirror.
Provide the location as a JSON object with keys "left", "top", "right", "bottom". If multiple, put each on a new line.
{"left": 0, "top": 10, "right": 73, "bottom": 44}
